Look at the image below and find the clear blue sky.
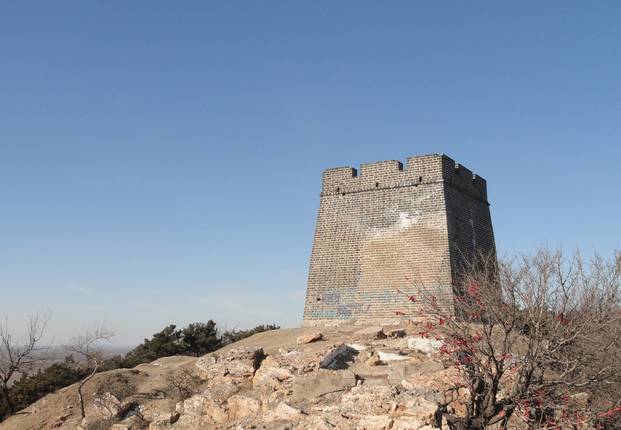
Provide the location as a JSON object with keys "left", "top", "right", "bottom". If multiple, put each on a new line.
{"left": 1, "top": 1, "right": 619, "bottom": 345}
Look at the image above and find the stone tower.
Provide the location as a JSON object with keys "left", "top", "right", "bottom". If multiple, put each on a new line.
{"left": 303, "top": 154, "right": 495, "bottom": 325}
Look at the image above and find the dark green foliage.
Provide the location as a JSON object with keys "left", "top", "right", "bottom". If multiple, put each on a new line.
{"left": 121, "top": 325, "right": 180, "bottom": 368}
{"left": 121, "top": 321, "right": 221, "bottom": 367}
{"left": 221, "top": 324, "right": 280, "bottom": 345}
{"left": 100, "top": 355, "right": 125, "bottom": 372}
{"left": 180, "top": 322, "right": 222, "bottom": 356}
{"left": 121, "top": 321, "right": 278, "bottom": 368}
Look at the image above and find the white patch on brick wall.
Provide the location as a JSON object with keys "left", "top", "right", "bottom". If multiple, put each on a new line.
{"left": 367, "top": 210, "right": 421, "bottom": 239}
{"left": 398, "top": 211, "right": 420, "bottom": 228}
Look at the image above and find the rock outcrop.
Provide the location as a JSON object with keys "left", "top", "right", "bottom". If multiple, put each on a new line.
{"left": 0, "top": 325, "right": 456, "bottom": 430}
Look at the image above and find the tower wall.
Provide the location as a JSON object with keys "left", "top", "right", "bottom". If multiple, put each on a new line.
{"left": 303, "top": 154, "right": 495, "bottom": 325}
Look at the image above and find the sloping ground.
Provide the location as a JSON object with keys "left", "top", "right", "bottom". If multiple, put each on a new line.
{"left": 0, "top": 324, "right": 461, "bottom": 430}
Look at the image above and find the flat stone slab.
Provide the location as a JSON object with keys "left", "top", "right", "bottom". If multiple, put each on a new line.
{"left": 292, "top": 370, "right": 356, "bottom": 402}
{"left": 353, "top": 326, "right": 386, "bottom": 340}
{"left": 407, "top": 337, "right": 442, "bottom": 354}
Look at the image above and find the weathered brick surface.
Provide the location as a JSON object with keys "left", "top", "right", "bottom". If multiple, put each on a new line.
{"left": 303, "top": 154, "right": 495, "bottom": 325}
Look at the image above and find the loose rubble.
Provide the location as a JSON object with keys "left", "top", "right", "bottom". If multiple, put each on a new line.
{"left": 2, "top": 326, "right": 463, "bottom": 430}
{"left": 296, "top": 332, "right": 323, "bottom": 344}
{"left": 151, "top": 329, "right": 449, "bottom": 429}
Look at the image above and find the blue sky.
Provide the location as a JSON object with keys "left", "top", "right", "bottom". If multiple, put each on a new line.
{"left": 1, "top": 1, "right": 619, "bottom": 345}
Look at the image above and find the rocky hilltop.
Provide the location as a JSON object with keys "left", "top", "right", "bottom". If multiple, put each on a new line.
{"left": 0, "top": 325, "right": 458, "bottom": 430}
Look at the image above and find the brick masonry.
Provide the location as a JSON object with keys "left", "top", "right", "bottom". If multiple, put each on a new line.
{"left": 303, "top": 154, "right": 496, "bottom": 325}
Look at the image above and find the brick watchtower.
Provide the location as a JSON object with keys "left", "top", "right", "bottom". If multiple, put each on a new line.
{"left": 303, "top": 154, "right": 496, "bottom": 325}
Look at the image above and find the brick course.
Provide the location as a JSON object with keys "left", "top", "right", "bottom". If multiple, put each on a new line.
{"left": 303, "top": 154, "right": 496, "bottom": 325}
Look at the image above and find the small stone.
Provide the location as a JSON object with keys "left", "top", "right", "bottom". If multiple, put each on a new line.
{"left": 392, "top": 416, "right": 426, "bottom": 430}
{"left": 297, "top": 332, "right": 323, "bottom": 344}
{"left": 387, "top": 328, "right": 407, "bottom": 338}
{"left": 357, "top": 414, "right": 393, "bottom": 430}
{"left": 377, "top": 351, "right": 409, "bottom": 363}
{"left": 292, "top": 371, "right": 356, "bottom": 402}
{"left": 227, "top": 394, "right": 261, "bottom": 420}
{"left": 264, "top": 402, "right": 303, "bottom": 422}
{"left": 365, "top": 352, "right": 381, "bottom": 366}
{"left": 294, "top": 416, "right": 334, "bottom": 430}
{"left": 399, "top": 397, "right": 439, "bottom": 426}
{"left": 182, "top": 394, "right": 229, "bottom": 423}
{"left": 148, "top": 411, "right": 181, "bottom": 429}
{"left": 346, "top": 343, "right": 368, "bottom": 351}
{"left": 407, "top": 337, "right": 442, "bottom": 354}
{"left": 341, "top": 385, "right": 398, "bottom": 415}
{"left": 353, "top": 326, "right": 387, "bottom": 340}
{"left": 253, "top": 364, "right": 293, "bottom": 390}
{"left": 197, "top": 347, "right": 264, "bottom": 380}
{"left": 319, "top": 343, "right": 355, "bottom": 369}
{"left": 93, "top": 392, "right": 122, "bottom": 417}
{"left": 401, "top": 379, "right": 415, "bottom": 390}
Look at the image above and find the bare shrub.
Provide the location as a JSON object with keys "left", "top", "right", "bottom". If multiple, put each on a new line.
{"left": 95, "top": 372, "right": 136, "bottom": 401}
{"left": 166, "top": 368, "right": 199, "bottom": 400}
{"left": 402, "top": 249, "right": 621, "bottom": 429}
{"left": 66, "top": 327, "right": 114, "bottom": 418}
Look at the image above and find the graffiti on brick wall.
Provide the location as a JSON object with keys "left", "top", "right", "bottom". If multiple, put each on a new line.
{"left": 308, "top": 284, "right": 454, "bottom": 320}
{"left": 314, "top": 287, "right": 405, "bottom": 318}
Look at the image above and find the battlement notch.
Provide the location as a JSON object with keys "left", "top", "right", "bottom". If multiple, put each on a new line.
{"left": 321, "top": 154, "right": 488, "bottom": 202}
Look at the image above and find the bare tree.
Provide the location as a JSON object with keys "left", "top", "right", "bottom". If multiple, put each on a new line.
{"left": 66, "top": 327, "right": 114, "bottom": 418}
{"left": 0, "top": 312, "right": 50, "bottom": 416}
{"left": 401, "top": 249, "right": 621, "bottom": 429}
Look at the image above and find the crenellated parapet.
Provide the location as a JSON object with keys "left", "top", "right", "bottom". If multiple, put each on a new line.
{"left": 321, "top": 154, "right": 488, "bottom": 202}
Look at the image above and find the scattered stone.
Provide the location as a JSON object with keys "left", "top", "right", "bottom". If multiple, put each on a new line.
{"left": 407, "top": 337, "right": 442, "bottom": 354}
{"left": 147, "top": 411, "right": 181, "bottom": 429}
{"left": 292, "top": 371, "right": 356, "bottom": 402}
{"left": 365, "top": 352, "right": 381, "bottom": 366}
{"left": 196, "top": 346, "right": 265, "bottom": 380}
{"left": 357, "top": 414, "right": 393, "bottom": 430}
{"left": 4, "top": 328, "right": 469, "bottom": 430}
{"left": 401, "top": 379, "right": 415, "bottom": 390}
{"left": 264, "top": 402, "right": 303, "bottom": 422}
{"left": 346, "top": 343, "right": 368, "bottom": 351}
{"left": 387, "top": 328, "right": 407, "bottom": 338}
{"left": 399, "top": 396, "right": 439, "bottom": 426}
{"left": 182, "top": 394, "right": 228, "bottom": 423}
{"left": 226, "top": 346, "right": 265, "bottom": 361}
{"left": 392, "top": 416, "right": 427, "bottom": 430}
{"left": 146, "top": 410, "right": 181, "bottom": 429}
{"left": 50, "top": 411, "right": 71, "bottom": 428}
{"left": 377, "top": 351, "right": 409, "bottom": 363}
{"left": 319, "top": 343, "right": 357, "bottom": 369}
{"left": 341, "top": 385, "right": 398, "bottom": 415}
{"left": 195, "top": 355, "right": 217, "bottom": 378}
{"left": 253, "top": 360, "right": 294, "bottom": 390}
{"left": 227, "top": 395, "right": 261, "bottom": 420}
{"left": 261, "top": 389, "right": 289, "bottom": 410}
{"left": 206, "top": 376, "right": 240, "bottom": 400}
{"left": 294, "top": 415, "right": 337, "bottom": 430}
{"left": 93, "top": 392, "right": 123, "bottom": 417}
{"left": 280, "top": 348, "right": 300, "bottom": 357}
{"left": 297, "top": 332, "right": 323, "bottom": 344}
{"left": 353, "top": 326, "right": 386, "bottom": 340}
